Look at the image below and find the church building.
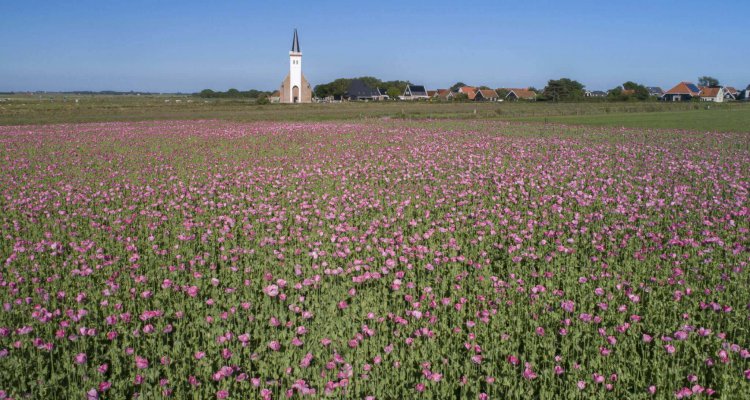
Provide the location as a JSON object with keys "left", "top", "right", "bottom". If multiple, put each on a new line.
{"left": 278, "top": 29, "right": 313, "bottom": 103}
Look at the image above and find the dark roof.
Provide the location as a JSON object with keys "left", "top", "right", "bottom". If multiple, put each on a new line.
{"left": 646, "top": 86, "right": 663, "bottom": 94}
{"left": 407, "top": 85, "right": 427, "bottom": 96}
{"left": 346, "top": 79, "right": 380, "bottom": 98}
{"left": 292, "top": 29, "right": 300, "bottom": 52}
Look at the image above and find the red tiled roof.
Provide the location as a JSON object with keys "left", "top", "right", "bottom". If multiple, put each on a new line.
{"left": 435, "top": 89, "right": 451, "bottom": 99}
{"left": 476, "top": 89, "right": 498, "bottom": 99}
{"left": 499, "top": 88, "right": 536, "bottom": 99}
{"left": 664, "top": 82, "right": 701, "bottom": 96}
{"left": 508, "top": 89, "right": 536, "bottom": 99}
{"left": 725, "top": 86, "right": 737, "bottom": 95}
{"left": 458, "top": 86, "right": 477, "bottom": 99}
{"left": 698, "top": 87, "right": 721, "bottom": 98}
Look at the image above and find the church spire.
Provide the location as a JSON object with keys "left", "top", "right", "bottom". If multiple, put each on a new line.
{"left": 291, "top": 29, "right": 300, "bottom": 53}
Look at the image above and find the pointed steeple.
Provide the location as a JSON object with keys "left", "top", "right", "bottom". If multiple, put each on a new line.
{"left": 291, "top": 29, "right": 300, "bottom": 53}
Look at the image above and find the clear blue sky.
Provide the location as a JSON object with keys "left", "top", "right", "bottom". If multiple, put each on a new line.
{"left": 1, "top": 0, "right": 748, "bottom": 92}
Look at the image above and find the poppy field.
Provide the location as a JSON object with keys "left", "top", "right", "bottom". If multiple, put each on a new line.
{"left": 0, "top": 120, "right": 748, "bottom": 399}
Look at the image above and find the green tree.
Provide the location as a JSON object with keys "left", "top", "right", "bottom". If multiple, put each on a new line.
{"left": 357, "top": 76, "right": 383, "bottom": 90}
{"left": 382, "top": 80, "right": 410, "bottom": 95}
{"left": 620, "top": 81, "right": 650, "bottom": 100}
{"left": 199, "top": 89, "right": 216, "bottom": 98}
{"left": 607, "top": 86, "right": 624, "bottom": 101}
{"left": 495, "top": 89, "right": 510, "bottom": 99}
{"left": 542, "top": 78, "right": 585, "bottom": 101}
{"left": 452, "top": 93, "right": 468, "bottom": 102}
{"left": 386, "top": 87, "right": 401, "bottom": 99}
{"left": 450, "top": 82, "right": 467, "bottom": 92}
{"left": 698, "top": 76, "right": 720, "bottom": 87}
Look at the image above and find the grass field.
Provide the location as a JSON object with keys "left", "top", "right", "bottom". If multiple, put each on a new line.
{"left": 507, "top": 108, "right": 750, "bottom": 133}
{"left": 1, "top": 94, "right": 748, "bottom": 132}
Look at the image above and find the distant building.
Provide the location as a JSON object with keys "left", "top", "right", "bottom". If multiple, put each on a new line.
{"left": 585, "top": 90, "right": 607, "bottom": 97}
{"left": 375, "top": 88, "right": 390, "bottom": 101}
{"left": 723, "top": 86, "right": 738, "bottom": 101}
{"left": 401, "top": 85, "right": 429, "bottom": 100}
{"left": 269, "top": 90, "right": 281, "bottom": 103}
{"left": 457, "top": 86, "right": 477, "bottom": 100}
{"left": 738, "top": 85, "right": 750, "bottom": 101}
{"left": 345, "top": 79, "right": 380, "bottom": 101}
{"left": 434, "top": 89, "right": 452, "bottom": 100}
{"left": 474, "top": 89, "right": 500, "bottom": 101}
{"left": 504, "top": 88, "right": 537, "bottom": 101}
{"left": 698, "top": 86, "right": 725, "bottom": 102}
{"left": 647, "top": 87, "right": 664, "bottom": 97}
{"left": 662, "top": 82, "right": 701, "bottom": 101}
{"left": 277, "top": 29, "right": 313, "bottom": 103}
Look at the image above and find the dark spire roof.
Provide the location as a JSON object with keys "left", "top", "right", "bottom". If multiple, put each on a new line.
{"left": 292, "top": 29, "right": 300, "bottom": 53}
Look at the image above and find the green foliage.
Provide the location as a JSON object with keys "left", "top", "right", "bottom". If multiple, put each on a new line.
{"left": 386, "top": 87, "right": 401, "bottom": 99}
{"left": 495, "top": 89, "right": 510, "bottom": 99}
{"left": 314, "top": 77, "right": 410, "bottom": 99}
{"left": 450, "top": 82, "right": 467, "bottom": 92}
{"left": 381, "top": 80, "right": 410, "bottom": 96}
{"left": 607, "top": 86, "right": 624, "bottom": 100}
{"left": 198, "top": 88, "right": 269, "bottom": 99}
{"left": 541, "top": 78, "right": 585, "bottom": 101}
{"left": 452, "top": 93, "right": 468, "bottom": 102}
{"left": 698, "top": 76, "right": 720, "bottom": 87}
{"left": 608, "top": 82, "right": 650, "bottom": 101}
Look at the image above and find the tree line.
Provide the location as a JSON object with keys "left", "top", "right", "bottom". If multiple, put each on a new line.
{"left": 313, "top": 77, "right": 410, "bottom": 99}
{"left": 195, "top": 75, "right": 725, "bottom": 102}
{"left": 197, "top": 89, "right": 271, "bottom": 99}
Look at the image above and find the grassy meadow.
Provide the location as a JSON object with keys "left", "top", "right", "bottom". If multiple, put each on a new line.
{"left": 1, "top": 94, "right": 748, "bottom": 132}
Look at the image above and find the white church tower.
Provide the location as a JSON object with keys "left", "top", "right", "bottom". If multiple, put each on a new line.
{"left": 288, "top": 29, "right": 302, "bottom": 102}
{"left": 278, "top": 29, "right": 312, "bottom": 103}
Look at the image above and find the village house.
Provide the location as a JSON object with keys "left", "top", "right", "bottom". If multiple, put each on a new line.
{"left": 401, "top": 85, "right": 429, "bottom": 100}
{"left": 647, "top": 87, "right": 664, "bottom": 97}
{"left": 723, "top": 87, "right": 738, "bottom": 101}
{"left": 698, "top": 86, "right": 725, "bottom": 102}
{"left": 662, "top": 82, "right": 701, "bottom": 101}
{"left": 269, "top": 90, "right": 281, "bottom": 103}
{"left": 375, "top": 88, "right": 390, "bottom": 101}
{"left": 457, "top": 86, "right": 477, "bottom": 100}
{"left": 345, "top": 79, "right": 380, "bottom": 101}
{"left": 585, "top": 90, "right": 607, "bottom": 97}
{"left": 504, "top": 88, "right": 537, "bottom": 101}
{"left": 434, "top": 89, "right": 452, "bottom": 100}
{"left": 474, "top": 89, "right": 499, "bottom": 101}
{"left": 738, "top": 85, "right": 750, "bottom": 101}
